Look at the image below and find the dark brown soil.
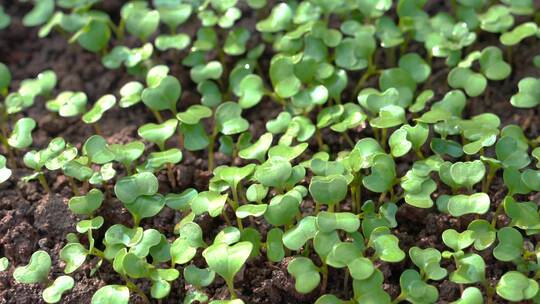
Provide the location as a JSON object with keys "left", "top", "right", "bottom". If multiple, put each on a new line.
{"left": 0, "top": 1, "right": 539, "bottom": 304}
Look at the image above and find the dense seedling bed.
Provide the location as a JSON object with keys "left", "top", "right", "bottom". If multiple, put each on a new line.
{"left": 0, "top": 0, "right": 539, "bottom": 303}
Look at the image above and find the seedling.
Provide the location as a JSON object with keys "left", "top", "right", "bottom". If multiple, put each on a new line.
{"left": 4, "top": 1, "right": 540, "bottom": 303}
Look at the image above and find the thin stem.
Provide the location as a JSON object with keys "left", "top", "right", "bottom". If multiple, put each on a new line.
{"left": 320, "top": 262, "right": 328, "bottom": 293}
{"left": 490, "top": 202, "right": 504, "bottom": 228}
{"left": 381, "top": 128, "right": 388, "bottom": 151}
{"left": 226, "top": 280, "right": 237, "bottom": 299}
{"left": 166, "top": 163, "right": 177, "bottom": 190}
{"left": 152, "top": 110, "right": 164, "bottom": 123}
{"left": 230, "top": 188, "right": 243, "bottom": 231}
{"left": 482, "top": 165, "right": 498, "bottom": 193}
{"left": 38, "top": 174, "right": 51, "bottom": 194}
{"left": 123, "top": 276, "right": 150, "bottom": 304}
{"left": 342, "top": 132, "right": 355, "bottom": 148}
{"left": 391, "top": 293, "right": 406, "bottom": 304}
{"left": 353, "top": 60, "right": 376, "bottom": 95}
{"left": 67, "top": 176, "right": 80, "bottom": 196}
{"left": 207, "top": 126, "right": 218, "bottom": 172}
{"left": 315, "top": 129, "right": 325, "bottom": 151}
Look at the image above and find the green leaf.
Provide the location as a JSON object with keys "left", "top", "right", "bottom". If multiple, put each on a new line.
{"left": 266, "top": 228, "right": 284, "bottom": 262}
{"left": 13, "top": 250, "right": 51, "bottom": 284}
{"left": 282, "top": 216, "right": 317, "bottom": 251}
{"left": 155, "top": 34, "right": 191, "bottom": 51}
{"left": 215, "top": 102, "right": 249, "bottom": 135}
{"left": 478, "top": 46, "right": 511, "bottom": 80}
{"left": 316, "top": 212, "right": 360, "bottom": 233}
{"left": 124, "top": 4, "right": 159, "bottom": 41}
{"left": 46, "top": 91, "right": 88, "bottom": 117}
{"left": 23, "top": 0, "right": 54, "bottom": 26}
{"left": 287, "top": 256, "right": 320, "bottom": 293}
{"left": 467, "top": 219, "right": 496, "bottom": 250}
{"left": 409, "top": 247, "right": 447, "bottom": 280}
{"left": 399, "top": 53, "right": 431, "bottom": 83}
{"left": 370, "top": 105, "right": 406, "bottom": 129}
{"left": 8, "top": 117, "right": 36, "bottom": 149}
{"left": 82, "top": 94, "right": 116, "bottom": 124}
{"left": 60, "top": 243, "right": 88, "bottom": 274}
{"left": 447, "top": 193, "right": 490, "bottom": 217}
{"left": 450, "top": 253, "right": 485, "bottom": 284}
{"left": 42, "top": 276, "right": 74, "bottom": 304}
{"left": 442, "top": 229, "right": 475, "bottom": 252}
{"left": 370, "top": 227, "right": 405, "bottom": 262}
{"left": 142, "top": 76, "right": 181, "bottom": 113}
{"left": 191, "top": 191, "right": 228, "bottom": 217}
{"left": 496, "top": 136, "right": 530, "bottom": 169}
{"left": 184, "top": 265, "right": 215, "bottom": 288}
{"left": 309, "top": 175, "right": 348, "bottom": 205}
{"left": 500, "top": 22, "right": 538, "bottom": 46}
{"left": 0, "top": 257, "right": 8, "bottom": 271}
{"left": 91, "top": 285, "right": 129, "bottom": 304}
{"left": 115, "top": 172, "right": 158, "bottom": 204}
{"left": 448, "top": 67, "right": 486, "bottom": 97}
{"left": 190, "top": 61, "right": 223, "bottom": 83}
{"left": 496, "top": 271, "right": 539, "bottom": 301}
{"left": 203, "top": 241, "right": 252, "bottom": 288}
{"left": 451, "top": 287, "right": 483, "bottom": 304}
{"left": 399, "top": 269, "right": 439, "bottom": 304}
{"left": 256, "top": 3, "right": 292, "bottom": 32}
{"left": 493, "top": 227, "right": 523, "bottom": 262}
{"left": 510, "top": 77, "right": 540, "bottom": 108}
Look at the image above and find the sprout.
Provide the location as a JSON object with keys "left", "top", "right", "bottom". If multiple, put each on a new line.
{"left": 202, "top": 241, "right": 252, "bottom": 299}
{"left": 13, "top": 250, "right": 51, "bottom": 284}
{"left": 46, "top": 91, "right": 88, "bottom": 117}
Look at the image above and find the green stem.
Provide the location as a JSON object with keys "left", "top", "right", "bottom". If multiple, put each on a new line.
{"left": 124, "top": 276, "right": 150, "bottom": 304}
{"left": 151, "top": 110, "right": 164, "bottom": 123}
{"left": 67, "top": 176, "right": 80, "bottom": 196}
{"left": 353, "top": 62, "right": 376, "bottom": 95}
{"left": 38, "top": 173, "right": 51, "bottom": 194}
{"left": 208, "top": 126, "right": 218, "bottom": 172}
{"left": 315, "top": 129, "right": 325, "bottom": 151}
{"left": 391, "top": 293, "right": 406, "bottom": 304}
{"left": 226, "top": 280, "right": 237, "bottom": 299}
{"left": 490, "top": 201, "right": 504, "bottom": 228}
{"left": 230, "top": 188, "right": 243, "bottom": 231}
{"left": 342, "top": 132, "right": 355, "bottom": 147}
{"left": 320, "top": 262, "right": 328, "bottom": 293}
{"left": 482, "top": 165, "right": 498, "bottom": 193}
{"left": 166, "top": 163, "right": 177, "bottom": 190}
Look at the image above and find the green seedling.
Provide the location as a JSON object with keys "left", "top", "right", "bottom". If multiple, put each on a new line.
{"left": 121, "top": 1, "right": 159, "bottom": 42}
{"left": 42, "top": 275, "right": 74, "bottom": 304}
{"left": 451, "top": 287, "right": 483, "bottom": 304}
{"left": 0, "top": 62, "right": 11, "bottom": 95}
{"left": 23, "top": 137, "right": 69, "bottom": 193}
{"left": 82, "top": 94, "right": 116, "bottom": 126}
{"left": 202, "top": 241, "right": 252, "bottom": 299}
{"left": 0, "top": 256, "right": 8, "bottom": 271}
{"left": 46, "top": 91, "right": 88, "bottom": 117}
{"left": 102, "top": 43, "right": 153, "bottom": 70}
{"left": 496, "top": 271, "right": 539, "bottom": 302}
{"left": 0, "top": 155, "right": 9, "bottom": 183}
{"left": 500, "top": 22, "right": 538, "bottom": 46}
{"left": 13, "top": 250, "right": 51, "bottom": 284}
{"left": 288, "top": 256, "right": 321, "bottom": 294}
{"left": 5, "top": 69, "right": 57, "bottom": 114}
{"left": 0, "top": 5, "right": 10, "bottom": 30}
{"left": 8, "top": 117, "right": 36, "bottom": 149}
{"left": 91, "top": 285, "right": 129, "bottom": 304}
{"left": 510, "top": 77, "right": 540, "bottom": 108}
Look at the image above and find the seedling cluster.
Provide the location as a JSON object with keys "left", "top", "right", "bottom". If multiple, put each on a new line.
{"left": 1, "top": 0, "right": 540, "bottom": 303}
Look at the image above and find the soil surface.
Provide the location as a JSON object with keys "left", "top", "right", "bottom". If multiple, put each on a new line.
{"left": 0, "top": 1, "right": 539, "bottom": 304}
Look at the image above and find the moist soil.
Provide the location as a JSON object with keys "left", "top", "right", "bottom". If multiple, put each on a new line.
{"left": 0, "top": 1, "right": 539, "bottom": 304}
